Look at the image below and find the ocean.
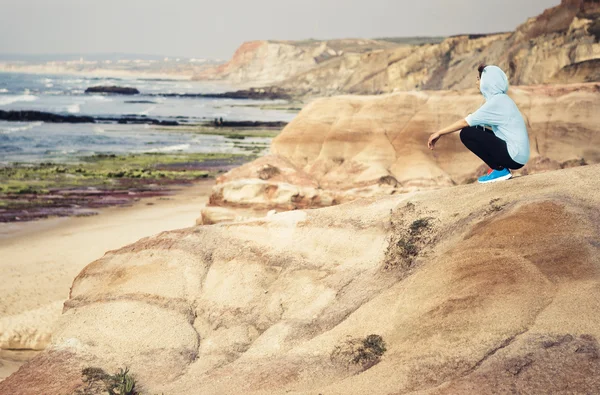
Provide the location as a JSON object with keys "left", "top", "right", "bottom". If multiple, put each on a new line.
{"left": 0, "top": 72, "right": 296, "bottom": 164}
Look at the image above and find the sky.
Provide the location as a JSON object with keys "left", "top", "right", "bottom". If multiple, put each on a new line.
{"left": 0, "top": 0, "right": 561, "bottom": 60}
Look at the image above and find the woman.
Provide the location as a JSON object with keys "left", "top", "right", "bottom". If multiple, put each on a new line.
{"left": 427, "top": 64, "right": 530, "bottom": 183}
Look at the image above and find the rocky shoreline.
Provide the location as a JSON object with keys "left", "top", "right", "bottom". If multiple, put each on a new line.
{"left": 153, "top": 87, "right": 293, "bottom": 100}
{"left": 81, "top": 84, "right": 292, "bottom": 100}
{"left": 0, "top": 110, "right": 179, "bottom": 126}
{"left": 84, "top": 86, "right": 140, "bottom": 95}
{"left": 0, "top": 110, "right": 290, "bottom": 128}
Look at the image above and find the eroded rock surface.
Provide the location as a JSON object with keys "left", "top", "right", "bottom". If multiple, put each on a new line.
{"left": 2, "top": 165, "right": 600, "bottom": 394}
{"left": 197, "top": 1, "right": 600, "bottom": 96}
{"left": 203, "top": 84, "right": 599, "bottom": 222}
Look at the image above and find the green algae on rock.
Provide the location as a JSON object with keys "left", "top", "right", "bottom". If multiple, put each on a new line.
{"left": 0, "top": 152, "right": 256, "bottom": 222}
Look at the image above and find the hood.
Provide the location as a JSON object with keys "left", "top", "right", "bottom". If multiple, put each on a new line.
{"left": 480, "top": 65, "right": 509, "bottom": 101}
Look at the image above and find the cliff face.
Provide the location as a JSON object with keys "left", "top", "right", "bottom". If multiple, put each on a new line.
{"left": 2, "top": 164, "right": 600, "bottom": 394}
{"left": 201, "top": 83, "right": 599, "bottom": 219}
{"left": 196, "top": 0, "right": 600, "bottom": 94}
{"left": 194, "top": 39, "right": 399, "bottom": 86}
{"left": 499, "top": 0, "right": 600, "bottom": 86}
{"left": 279, "top": 0, "right": 600, "bottom": 95}
{"left": 276, "top": 33, "right": 511, "bottom": 95}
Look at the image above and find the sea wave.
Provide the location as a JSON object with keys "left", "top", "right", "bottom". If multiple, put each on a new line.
{"left": 0, "top": 89, "right": 8, "bottom": 93}
{"left": 67, "top": 104, "right": 80, "bottom": 114}
{"left": 63, "top": 79, "right": 85, "bottom": 84}
{"left": 44, "top": 149, "right": 79, "bottom": 155}
{"left": 139, "top": 106, "right": 156, "bottom": 116}
{"left": 0, "top": 121, "right": 44, "bottom": 134}
{"left": 87, "top": 95, "right": 113, "bottom": 102}
{"left": 43, "top": 90, "right": 65, "bottom": 95}
{"left": 0, "top": 94, "right": 39, "bottom": 106}
{"left": 143, "top": 144, "right": 190, "bottom": 153}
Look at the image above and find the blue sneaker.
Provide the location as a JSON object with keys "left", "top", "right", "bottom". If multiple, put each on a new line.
{"left": 478, "top": 168, "right": 512, "bottom": 184}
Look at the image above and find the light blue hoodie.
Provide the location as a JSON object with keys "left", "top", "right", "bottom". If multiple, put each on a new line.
{"left": 465, "top": 65, "right": 530, "bottom": 165}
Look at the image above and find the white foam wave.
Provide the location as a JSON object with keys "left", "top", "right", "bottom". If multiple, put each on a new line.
{"left": 139, "top": 106, "right": 156, "bottom": 116}
{"left": 87, "top": 95, "right": 113, "bottom": 102}
{"left": 0, "top": 95, "right": 39, "bottom": 106}
{"left": 92, "top": 126, "right": 105, "bottom": 134}
{"left": 0, "top": 89, "right": 8, "bottom": 93}
{"left": 0, "top": 121, "right": 43, "bottom": 134}
{"left": 58, "top": 149, "right": 77, "bottom": 155}
{"left": 144, "top": 144, "right": 190, "bottom": 153}
{"left": 45, "top": 83, "right": 54, "bottom": 88}
{"left": 67, "top": 104, "right": 80, "bottom": 114}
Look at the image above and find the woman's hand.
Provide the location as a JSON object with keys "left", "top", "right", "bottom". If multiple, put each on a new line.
{"left": 428, "top": 132, "right": 441, "bottom": 150}
{"left": 427, "top": 119, "right": 468, "bottom": 150}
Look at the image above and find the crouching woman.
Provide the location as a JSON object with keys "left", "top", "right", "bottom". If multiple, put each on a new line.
{"left": 427, "top": 64, "right": 530, "bottom": 183}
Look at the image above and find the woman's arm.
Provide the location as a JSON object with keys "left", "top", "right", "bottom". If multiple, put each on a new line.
{"left": 427, "top": 118, "right": 469, "bottom": 150}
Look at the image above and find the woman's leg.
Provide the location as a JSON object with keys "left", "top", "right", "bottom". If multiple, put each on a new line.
{"left": 460, "top": 126, "right": 522, "bottom": 170}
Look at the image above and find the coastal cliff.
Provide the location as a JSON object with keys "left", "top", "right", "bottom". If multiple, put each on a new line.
{"left": 277, "top": 0, "right": 600, "bottom": 95}
{"left": 194, "top": 39, "right": 401, "bottom": 86}
{"left": 197, "top": 0, "right": 600, "bottom": 95}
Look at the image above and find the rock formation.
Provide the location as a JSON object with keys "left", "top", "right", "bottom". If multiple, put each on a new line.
{"left": 194, "top": 39, "right": 402, "bottom": 86}
{"left": 2, "top": 164, "right": 600, "bottom": 394}
{"left": 196, "top": 0, "right": 600, "bottom": 96}
{"left": 201, "top": 83, "right": 599, "bottom": 222}
{"left": 154, "top": 87, "right": 292, "bottom": 100}
{"left": 278, "top": 0, "right": 600, "bottom": 96}
{"left": 0, "top": 110, "right": 178, "bottom": 126}
{"left": 84, "top": 86, "right": 140, "bottom": 95}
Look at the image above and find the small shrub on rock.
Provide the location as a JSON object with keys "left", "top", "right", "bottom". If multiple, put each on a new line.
{"left": 77, "top": 366, "right": 137, "bottom": 395}
{"left": 384, "top": 207, "right": 435, "bottom": 270}
{"left": 331, "top": 334, "right": 387, "bottom": 371}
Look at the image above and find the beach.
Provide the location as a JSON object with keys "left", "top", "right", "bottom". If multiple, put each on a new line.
{"left": 0, "top": 179, "right": 214, "bottom": 380}
{"left": 0, "top": 69, "right": 292, "bottom": 379}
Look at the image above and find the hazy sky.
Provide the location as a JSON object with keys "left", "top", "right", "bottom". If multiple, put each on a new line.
{"left": 0, "top": 0, "right": 560, "bottom": 60}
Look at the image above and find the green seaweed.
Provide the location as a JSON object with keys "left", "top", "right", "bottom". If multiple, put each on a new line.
{"left": 153, "top": 125, "right": 282, "bottom": 138}
{"left": 0, "top": 152, "right": 257, "bottom": 217}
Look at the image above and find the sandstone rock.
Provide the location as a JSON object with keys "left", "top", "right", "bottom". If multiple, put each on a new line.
{"left": 3, "top": 164, "right": 600, "bottom": 394}
{"left": 202, "top": 1, "right": 600, "bottom": 96}
{"left": 204, "top": 83, "right": 599, "bottom": 221}
{"left": 197, "top": 206, "right": 238, "bottom": 225}
{"left": 0, "top": 301, "right": 62, "bottom": 351}
{"left": 198, "top": 206, "right": 262, "bottom": 225}
{"left": 551, "top": 59, "right": 600, "bottom": 83}
{"left": 195, "top": 39, "right": 398, "bottom": 86}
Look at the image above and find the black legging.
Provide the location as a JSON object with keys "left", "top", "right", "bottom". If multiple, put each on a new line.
{"left": 460, "top": 126, "right": 524, "bottom": 170}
